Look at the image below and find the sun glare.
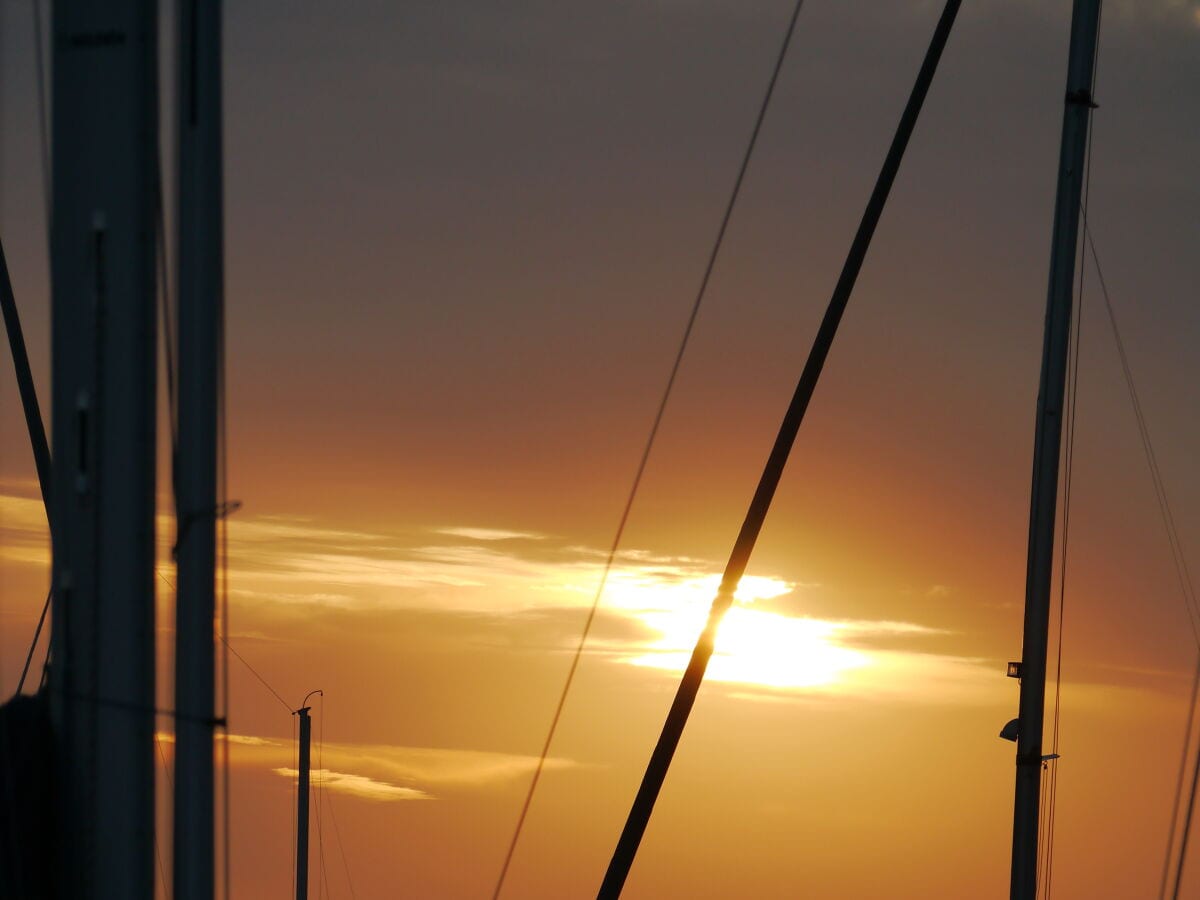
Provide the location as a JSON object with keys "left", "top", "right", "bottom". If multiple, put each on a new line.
{"left": 590, "top": 566, "right": 870, "bottom": 691}
{"left": 628, "top": 606, "right": 869, "bottom": 690}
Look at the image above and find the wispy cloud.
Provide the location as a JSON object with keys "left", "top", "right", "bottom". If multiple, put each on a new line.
{"left": 271, "top": 768, "right": 431, "bottom": 802}
{"left": 0, "top": 493, "right": 50, "bottom": 568}
{"left": 1, "top": 491, "right": 1001, "bottom": 703}
{"left": 154, "top": 729, "right": 579, "bottom": 800}
{"left": 436, "top": 526, "right": 545, "bottom": 541}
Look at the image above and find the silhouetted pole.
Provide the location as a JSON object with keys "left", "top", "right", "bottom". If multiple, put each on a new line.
{"left": 173, "top": 0, "right": 223, "bottom": 897}
{"left": 296, "top": 706, "right": 312, "bottom": 900}
{"left": 295, "top": 693, "right": 320, "bottom": 900}
{"left": 597, "top": 1, "right": 963, "bottom": 895}
{"left": 1009, "top": 2, "right": 1102, "bottom": 898}
{"left": 50, "top": 1, "right": 159, "bottom": 897}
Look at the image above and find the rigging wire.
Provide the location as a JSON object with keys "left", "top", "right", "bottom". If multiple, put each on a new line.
{"left": 1038, "top": 22, "right": 1103, "bottom": 884}
{"left": 156, "top": 567, "right": 293, "bottom": 714}
{"left": 1036, "top": 9, "right": 1108, "bottom": 890}
{"left": 155, "top": 174, "right": 179, "bottom": 452}
{"left": 488, "top": 1, "right": 809, "bottom": 895}
{"left": 154, "top": 832, "right": 168, "bottom": 900}
{"left": 156, "top": 567, "right": 299, "bottom": 899}
{"left": 154, "top": 729, "right": 174, "bottom": 898}
{"left": 1038, "top": 211, "right": 1085, "bottom": 900}
{"left": 317, "top": 692, "right": 328, "bottom": 900}
{"left": 217, "top": 271, "right": 232, "bottom": 900}
{"left": 1070, "top": 224, "right": 1200, "bottom": 897}
{"left": 1041, "top": 260, "right": 1084, "bottom": 898}
{"left": 220, "top": 634, "right": 292, "bottom": 715}
{"left": 326, "top": 790, "right": 357, "bottom": 899}
{"left": 15, "top": 589, "right": 50, "bottom": 694}
{"left": 1085, "top": 226, "right": 1200, "bottom": 643}
{"left": 1163, "top": 655, "right": 1200, "bottom": 900}
{"left": 1173, "top": 732, "right": 1200, "bottom": 900}
{"left": 291, "top": 712, "right": 298, "bottom": 899}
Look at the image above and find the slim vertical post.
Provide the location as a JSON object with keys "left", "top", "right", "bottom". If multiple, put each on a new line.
{"left": 1009, "top": 2, "right": 1102, "bottom": 898}
{"left": 173, "top": 0, "right": 223, "bottom": 897}
{"left": 49, "top": 2, "right": 159, "bottom": 898}
{"left": 295, "top": 705, "right": 313, "bottom": 900}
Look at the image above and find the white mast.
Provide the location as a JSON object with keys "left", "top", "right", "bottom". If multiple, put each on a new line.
{"left": 1009, "top": 1, "right": 1102, "bottom": 897}
{"left": 49, "top": 1, "right": 159, "bottom": 897}
{"left": 173, "top": 0, "right": 224, "bottom": 897}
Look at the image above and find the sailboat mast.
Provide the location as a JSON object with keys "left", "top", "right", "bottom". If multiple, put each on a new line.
{"left": 295, "top": 704, "right": 314, "bottom": 900}
{"left": 1009, "top": 2, "right": 1102, "bottom": 897}
{"left": 49, "top": 1, "right": 160, "bottom": 897}
{"left": 173, "top": 0, "right": 224, "bottom": 897}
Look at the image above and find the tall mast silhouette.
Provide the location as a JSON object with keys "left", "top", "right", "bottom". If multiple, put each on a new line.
{"left": 49, "top": 1, "right": 160, "bottom": 896}
{"left": 174, "top": 1, "right": 225, "bottom": 897}
{"left": 1007, "top": 2, "right": 1102, "bottom": 897}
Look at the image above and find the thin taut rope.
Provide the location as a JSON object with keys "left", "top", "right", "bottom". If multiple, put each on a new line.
{"left": 490, "top": 2, "right": 810, "bottom": 896}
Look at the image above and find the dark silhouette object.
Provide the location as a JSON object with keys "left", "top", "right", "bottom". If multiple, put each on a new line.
{"left": 0, "top": 692, "right": 55, "bottom": 900}
{"left": 1008, "top": 1, "right": 1102, "bottom": 896}
{"left": 294, "top": 691, "right": 321, "bottom": 900}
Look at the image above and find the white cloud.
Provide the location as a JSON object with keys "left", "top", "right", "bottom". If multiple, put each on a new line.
{"left": 272, "top": 768, "right": 431, "bottom": 802}
{"left": 436, "top": 526, "right": 545, "bottom": 541}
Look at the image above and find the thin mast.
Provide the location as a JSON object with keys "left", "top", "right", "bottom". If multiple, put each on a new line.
{"left": 295, "top": 693, "right": 321, "bottom": 900}
{"left": 597, "top": 1, "right": 963, "bottom": 895}
{"left": 173, "top": 0, "right": 224, "bottom": 897}
{"left": 49, "top": 1, "right": 159, "bottom": 897}
{"left": 1009, "top": 2, "right": 1102, "bottom": 897}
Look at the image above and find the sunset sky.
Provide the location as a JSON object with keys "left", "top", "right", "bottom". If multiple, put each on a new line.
{"left": 2, "top": 1, "right": 1200, "bottom": 897}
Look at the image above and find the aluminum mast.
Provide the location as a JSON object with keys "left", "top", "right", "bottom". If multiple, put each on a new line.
{"left": 1008, "top": 2, "right": 1102, "bottom": 897}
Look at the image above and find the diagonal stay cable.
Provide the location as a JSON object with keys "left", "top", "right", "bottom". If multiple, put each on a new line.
{"left": 489, "top": 2, "right": 809, "bottom": 896}
{"left": 1039, "top": 36, "right": 1104, "bottom": 884}
{"left": 1173, "top": 727, "right": 1200, "bottom": 900}
{"left": 326, "top": 790, "right": 357, "bottom": 899}
{"left": 156, "top": 568, "right": 292, "bottom": 716}
{"left": 1086, "top": 223, "right": 1200, "bottom": 638}
{"left": 1164, "top": 654, "right": 1200, "bottom": 900}
{"left": 1082, "top": 223, "right": 1200, "bottom": 898}
{"left": 598, "top": 1, "right": 963, "bottom": 895}
{"left": 15, "top": 589, "right": 51, "bottom": 695}
{"left": 1076, "top": 224, "right": 1200, "bottom": 899}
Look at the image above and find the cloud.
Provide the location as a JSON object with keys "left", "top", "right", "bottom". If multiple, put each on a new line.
{"left": 220, "top": 512, "right": 765, "bottom": 616}
{"left": 155, "top": 728, "right": 580, "bottom": 799}
{"left": 314, "top": 742, "right": 578, "bottom": 789}
{"left": 2, "top": 490, "right": 999, "bottom": 705}
{"left": 0, "top": 493, "right": 51, "bottom": 567}
{"left": 186, "top": 507, "right": 994, "bottom": 703}
{"left": 223, "top": 733, "right": 277, "bottom": 747}
{"left": 436, "top": 526, "right": 545, "bottom": 541}
{"left": 272, "top": 768, "right": 431, "bottom": 802}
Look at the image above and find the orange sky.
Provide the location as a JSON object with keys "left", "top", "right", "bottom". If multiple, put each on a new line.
{"left": 3, "top": 1, "right": 1200, "bottom": 897}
